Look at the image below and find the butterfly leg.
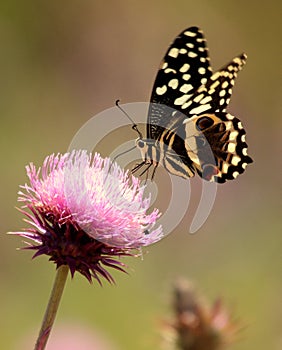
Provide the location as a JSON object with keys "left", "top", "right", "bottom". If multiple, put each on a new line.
{"left": 151, "top": 162, "right": 159, "bottom": 181}
{"left": 132, "top": 161, "right": 147, "bottom": 174}
{"left": 139, "top": 161, "right": 153, "bottom": 177}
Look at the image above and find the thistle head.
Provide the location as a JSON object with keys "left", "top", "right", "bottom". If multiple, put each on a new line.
{"left": 11, "top": 151, "right": 163, "bottom": 283}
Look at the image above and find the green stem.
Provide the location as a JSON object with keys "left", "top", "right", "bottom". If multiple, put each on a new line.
{"left": 34, "top": 265, "right": 69, "bottom": 350}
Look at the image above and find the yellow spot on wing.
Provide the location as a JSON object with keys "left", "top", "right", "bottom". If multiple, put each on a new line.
{"left": 174, "top": 94, "right": 190, "bottom": 105}
{"left": 193, "top": 93, "right": 204, "bottom": 103}
{"left": 227, "top": 143, "right": 236, "bottom": 153}
{"left": 189, "top": 104, "right": 211, "bottom": 115}
{"left": 180, "top": 84, "right": 193, "bottom": 93}
{"left": 188, "top": 52, "right": 198, "bottom": 58}
{"left": 156, "top": 85, "right": 167, "bottom": 95}
{"left": 198, "top": 67, "right": 206, "bottom": 74}
{"left": 231, "top": 155, "right": 241, "bottom": 166}
{"left": 180, "top": 63, "right": 190, "bottom": 72}
{"left": 200, "top": 95, "right": 212, "bottom": 104}
{"left": 168, "top": 79, "right": 179, "bottom": 89}
{"left": 182, "top": 74, "right": 191, "bottom": 81}
{"left": 168, "top": 47, "right": 179, "bottom": 58}
{"left": 184, "top": 30, "right": 197, "bottom": 37}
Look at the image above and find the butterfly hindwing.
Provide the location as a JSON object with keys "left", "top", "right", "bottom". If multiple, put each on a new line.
{"left": 182, "top": 112, "right": 252, "bottom": 183}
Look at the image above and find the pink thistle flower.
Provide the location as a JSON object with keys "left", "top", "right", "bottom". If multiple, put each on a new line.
{"left": 12, "top": 150, "right": 163, "bottom": 283}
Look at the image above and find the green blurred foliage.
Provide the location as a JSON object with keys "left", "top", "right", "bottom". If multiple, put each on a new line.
{"left": 0, "top": 1, "right": 281, "bottom": 349}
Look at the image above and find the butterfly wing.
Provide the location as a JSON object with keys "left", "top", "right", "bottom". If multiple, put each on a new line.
{"left": 181, "top": 53, "right": 247, "bottom": 116}
{"left": 182, "top": 112, "right": 253, "bottom": 183}
{"left": 148, "top": 27, "right": 212, "bottom": 139}
{"left": 146, "top": 27, "right": 252, "bottom": 182}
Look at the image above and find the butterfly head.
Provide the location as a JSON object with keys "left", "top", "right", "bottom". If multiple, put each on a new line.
{"left": 132, "top": 137, "right": 161, "bottom": 179}
{"left": 135, "top": 138, "right": 154, "bottom": 163}
{"left": 136, "top": 138, "right": 146, "bottom": 156}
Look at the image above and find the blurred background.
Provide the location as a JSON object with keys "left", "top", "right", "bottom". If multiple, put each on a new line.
{"left": 1, "top": 1, "right": 281, "bottom": 349}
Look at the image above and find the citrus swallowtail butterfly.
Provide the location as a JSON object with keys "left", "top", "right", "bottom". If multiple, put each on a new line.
{"left": 132, "top": 26, "right": 253, "bottom": 183}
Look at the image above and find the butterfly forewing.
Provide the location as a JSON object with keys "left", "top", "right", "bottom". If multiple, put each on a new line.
{"left": 148, "top": 27, "right": 212, "bottom": 139}
{"left": 183, "top": 53, "right": 247, "bottom": 117}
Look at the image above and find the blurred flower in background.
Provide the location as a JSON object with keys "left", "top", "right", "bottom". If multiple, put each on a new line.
{"left": 16, "top": 322, "right": 117, "bottom": 350}
{"left": 10, "top": 150, "right": 163, "bottom": 284}
{"left": 161, "top": 278, "right": 239, "bottom": 350}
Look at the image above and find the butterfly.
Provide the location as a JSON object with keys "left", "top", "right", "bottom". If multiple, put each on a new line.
{"left": 130, "top": 26, "right": 253, "bottom": 183}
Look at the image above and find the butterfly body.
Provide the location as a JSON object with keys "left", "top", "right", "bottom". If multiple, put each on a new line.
{"left": 133, "top": 27, "right": 252, "bottom": 183}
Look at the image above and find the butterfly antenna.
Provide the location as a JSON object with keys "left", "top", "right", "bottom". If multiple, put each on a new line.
{"left": 115, "top": 100, "right": 143, "bottom": 139}
{"left": 111, "top": 145, "right": 137, "bottom": 164}
{"left": 107, "top": 145, "right": 137, "bottom": 174}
